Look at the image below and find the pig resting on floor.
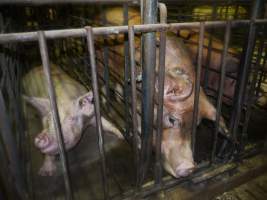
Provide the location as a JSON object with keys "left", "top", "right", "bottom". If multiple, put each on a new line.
{"left": 23, "top": 64, "right": 122, "bottom": 176}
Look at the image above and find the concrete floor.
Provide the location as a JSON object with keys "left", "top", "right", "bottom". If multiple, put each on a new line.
{"left": 214, "top": 172, "right": 267, "bottom": 200}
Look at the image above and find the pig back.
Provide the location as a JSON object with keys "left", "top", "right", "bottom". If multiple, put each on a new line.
{"left": 22, "top": 64, "right": 87, "bottom": 116}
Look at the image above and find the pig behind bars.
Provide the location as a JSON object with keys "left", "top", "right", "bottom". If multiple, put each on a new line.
{"left": 95, "top": 7, "right": 229, "bottom": 178}
{"left": 177, "top": 28, "right": 240, "bottom": 104}
{"left": 23, "top": 64, "right": 122, "bottom": 176}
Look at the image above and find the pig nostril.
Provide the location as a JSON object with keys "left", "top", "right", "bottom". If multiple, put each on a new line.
{"left": 175, "top": 167, "right": 195, "bottom": 178}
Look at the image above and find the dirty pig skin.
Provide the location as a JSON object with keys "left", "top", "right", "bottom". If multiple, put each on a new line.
{"left": 23, "top": 64, "right": 123, "bottom": 176}
{"left": 94, "top": 7, "right": 229, "bottom": 178}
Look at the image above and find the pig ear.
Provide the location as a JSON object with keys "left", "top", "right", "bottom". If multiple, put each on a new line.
{"left": 75, "top": 91, "right": 95, "bottom": 117}
{"left": 199, "top": 90, "right": 229, "bottom": 135}
{"left": 163, "top": 68, "right": 193, "bottom": 102}
{"left": 23, "top": 95, "right": 50, "bottom": 117}
{"left": 76, "top": 91, "right": 94, "bottom": 107}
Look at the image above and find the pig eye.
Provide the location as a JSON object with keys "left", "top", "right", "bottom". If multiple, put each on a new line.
{"left": 168, "top": 115, "right": 180, "bottom": 128}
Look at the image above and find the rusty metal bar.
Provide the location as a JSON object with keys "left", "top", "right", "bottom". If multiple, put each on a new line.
{"left": 0, "top": 0, "right": 139, "bottom": 5}
{"left": 154, "top": 30, "right": 166, "bottom": 185}
{"left": 37, "top": 31, "right": 73, "bottom": 200}
{"left": 123, "top": 3, "right": 131, "bottom": 139}
{"left": 211, "top": 21, "right": 231, "bottom": 163}
{"left": 128, "top": 25, "right": 140, "bottom": 187}
{"left": 85, "top": 26, "right": 109, "bottom": 199}
{"left": 139, "top": 0, "right": 158, "bottom": 186}
{"left": 1, "top": 19, "right": 267, "bottom": 44}
{"left": 230, "top": 0, "right": 261, "bottom": 141}
{"left": 191, "top": 22, "right": 205, "bottom": 155}
{"left": 154, "top": 2, "right": 167, "bottom": 186}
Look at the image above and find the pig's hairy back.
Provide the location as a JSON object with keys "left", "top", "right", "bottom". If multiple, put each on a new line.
{"left": 23, "top": 64, "right": 87, "bottom": 110}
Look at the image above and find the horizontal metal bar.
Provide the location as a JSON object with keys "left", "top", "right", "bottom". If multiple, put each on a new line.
{"left": 0, "top": 0, "right": 139, "bottom": 5}
{"left": 1, "top": 19, "right": 267, "bottom": 44}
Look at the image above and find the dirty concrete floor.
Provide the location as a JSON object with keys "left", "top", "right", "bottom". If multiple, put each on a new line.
{"left": 214, "top": 172, "right": 267, "bottom": 200}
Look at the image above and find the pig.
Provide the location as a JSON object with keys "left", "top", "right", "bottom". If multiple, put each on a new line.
{"left": 94, "top": 7, "right": 229, "bottom": 178}
{"left": 23, "top": 64, "right": 123, "bottom": 176}
{"left": 176, "top": 28, "right": 240, "bottom": 105}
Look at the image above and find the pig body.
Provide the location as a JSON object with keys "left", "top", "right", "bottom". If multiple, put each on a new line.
{"left": 95, "top": 7, "right": 229, "bottom": 178}
{"left": 177, "top": 29, "right": 239, "bottom": 104}
{"left": 23, "top": 64, "right": 122, "bottom": 176}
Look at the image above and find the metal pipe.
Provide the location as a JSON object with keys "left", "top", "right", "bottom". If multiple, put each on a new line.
{"left": 139, "top": 0, "right": 158, "bottom": 186}
{"left": 191, "top": 22, "right": 205, "bottom": 155}
{"left": 154, "top": 30, "right": 166, "bottom": 185}
{"left": 1, "top": 19, "right": 267, "bottom": 44}
{"left": 154, "top": 2, "right": 167, "bottom": 186}
{"left": 123, "top": 3, "right": 131, "bottom": 139}
{"left": 37, "top": 31, "right": 73, "bottom": 200}
{"left": 211, "top": 21, "right": 231, "bottom": 163}
{"left": 128, "top": 25, "right": 140, "bottom": 187}
{"left": 85, "top": 26, "right": 109, "bottom": 199}
{"left": 0, "top": 0, "right": 139, "bottom": 5}
{"left": 230, "top": 0, "right": 261, "bottom": 141}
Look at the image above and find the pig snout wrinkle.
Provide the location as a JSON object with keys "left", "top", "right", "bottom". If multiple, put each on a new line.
{"left": 175, "top": 162, "right": 195, "bottom": 178}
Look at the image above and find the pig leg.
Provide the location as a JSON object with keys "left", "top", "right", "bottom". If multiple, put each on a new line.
{"left": 100, "top": 116, "right": 124, "bottom": 139}
{"left": 199, "top": 89, "right": 229, "bottom": 135}
{"left": 38, "top": 155, "right": 57, "bottom": 176}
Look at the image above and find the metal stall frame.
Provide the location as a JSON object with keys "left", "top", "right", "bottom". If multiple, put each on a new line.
{"left": 0, "top": 0, "right": 267, "bottom": 199}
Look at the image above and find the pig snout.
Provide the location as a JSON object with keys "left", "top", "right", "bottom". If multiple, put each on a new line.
{"left": 175, "top": 161, "right": 195, "bottom": 178}
{"left": 34, "top": 132, "right": 51, "bottom": 150}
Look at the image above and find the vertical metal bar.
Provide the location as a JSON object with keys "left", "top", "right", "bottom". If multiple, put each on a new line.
{"left": 241, "top": 30, "right": 265, "bottom": 146}
{"left": 85, "top": 27, "right": 109, "bottom": 199}
{"left": 0, "top": 90, "right": 26, "bottom": 199}
{"left": 123, "top": 3, "right": 131, "bottom": 138}
{"left": 154, "top": 30, "right": 166, "bottom": 185}
{"left": 128, "top": 25, "right": 140, "bottom": 187}
{"left": 37, "top": 31, "right": 73, "bottom": 200}
{"left": 192, "top": 22, "right": 205, "bottom": 155}
{"left": 203, "top": 0, "right": 217, "bottom": 90}
{"left": 139, "top": 0, "right": 158, "bottom": 186}
{"left": 154, "top": 2, "right": 167, "bottom": 186}
{"left": 101, "top": 5, "right": 111, "bottom": 111}
{"left": 211, "top": 21, "right": 231, "bottom": 163}
{"left": 230, "top": 0, "right": 262, "bottom": 141}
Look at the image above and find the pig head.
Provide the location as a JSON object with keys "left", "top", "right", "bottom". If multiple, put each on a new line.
{"left": 155, "top": 35, "right": 229, "bottom": 178}
{"left": 23, "top": 65, "right": 122, "bottom": 176}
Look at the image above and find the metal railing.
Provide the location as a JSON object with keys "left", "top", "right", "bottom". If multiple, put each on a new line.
{"left": 0, "top": 0, "right": 266, "bottom": 199}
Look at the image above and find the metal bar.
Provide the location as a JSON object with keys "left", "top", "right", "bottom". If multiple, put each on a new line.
{"left": 154, "top": 2, "right": 167, "bottom": 186}
{"left": 128, "top": 25, "right": 140, "bottom": 188}
{"left": 191, "top": 22, "right": 205, "bottom": 155}
{"left": 139, "top": 0, "right": 158, "bottom": 186}
{"left": 211, "top": 21, "right": 231, "bottom": 163}
{"left": 203, "top": 0, "right": 217, "bottom": 90}
{"left": 230, "top": 0, "right": 261, "bottom": 141}
{"left": 0, "top": 0, "right": 139, "bottom": 5}
{"left": 154, "top": 30, "right": 166, "bottom": 185}
{"left": 85, "top": 26, "right": 109, "bottom": 199}
{"left": 37, "top": 31, "right": 73, "bottom": 200}
{"left": 1, "top": 19, "right": 267, "bottom": 44}
{"left": 101, "top": 5, "right": 111, "bottom": 111}
{"left": 123, "top": 3, "right": 131, "bottom": 139}
{"left": 241, "top": 32, "right": 265, "bottom": 146}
